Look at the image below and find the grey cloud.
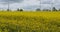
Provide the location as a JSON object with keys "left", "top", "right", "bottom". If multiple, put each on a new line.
{"left": 0, "top": 0, "right": 24, "bottom": 4}
{"left": 22, "top": 5, "right": 40, "bottom": 10}
{"left": 39, "top": 0, "right": 53, "bottom": 4}
{"left": 55, "top": 0, "right": 60, "bottom": 4}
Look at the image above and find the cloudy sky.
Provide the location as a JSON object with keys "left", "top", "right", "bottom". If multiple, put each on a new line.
{"left": 0, "top": 0, "right": 60, "bottom": 10}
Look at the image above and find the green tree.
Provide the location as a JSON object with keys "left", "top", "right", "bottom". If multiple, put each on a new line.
{"left": 17, "top": 8, "right": 20, "bottom": 11}
{"left": 52, "top": 7, "right": 57, "bottom": 11}
{"left": 58, "top": 9, "right": 60, "bottom": 11}
{"left": 17, "top": 8, "right": 23, "bottom": 11}
{"left": 36, "top": 8, "right": 41, "bottom": 11}
{"left": 20, "top": 9, "right": 23, "bottom": 11}
{"left": 43, "top": 9, "right": 51, "bottom": 11}
{"left": 7, "top": 9, "right": 10, "bottom": 11}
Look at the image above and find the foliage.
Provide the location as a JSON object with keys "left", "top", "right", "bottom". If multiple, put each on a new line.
{"left": 43, "top": 9, "right": 51, "bottom": 11}
{"left": 7, "top": 9, "right": 10, "bottom": 11}
{"left": 58, "top": 9, "right": 60, "bottom": 11}
{"left": 36, "top": 8, "right": 41, "bottom": 11}
{"left": 17, "top": 8, "right": 23, "bottom": 11}
{"left": 52, "top": 7, "right": 57, "bottom": 11}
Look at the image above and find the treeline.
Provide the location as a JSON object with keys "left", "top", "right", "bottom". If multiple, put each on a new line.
{"left": 5, "top": 7, "right": 60, "bottom": 12}
{"left": 7, "top": 8, "right": 23, "bottom": 11}
{"left": 36, "top": 7, "right": 60, "bottom": 11}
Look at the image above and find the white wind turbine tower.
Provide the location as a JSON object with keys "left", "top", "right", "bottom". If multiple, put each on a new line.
{"left": 51, "top": 0, "right": 55, "bottom": 11}
{"left": 40, "top": 0, "right": 41, "bottom": 11}
{"left": 38, "top": 0, "right": 41, "bottom": 11}
{"left": 7, "top": 0, "right": 10, "bottom": 11}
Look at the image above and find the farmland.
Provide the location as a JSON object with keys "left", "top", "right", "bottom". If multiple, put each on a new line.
{"left": 0, "top": 11, "right": 60, "bottom": 32}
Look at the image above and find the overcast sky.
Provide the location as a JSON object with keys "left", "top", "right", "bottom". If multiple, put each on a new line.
{"left": 0, "top": 0, "right": 60, "bottom": 10}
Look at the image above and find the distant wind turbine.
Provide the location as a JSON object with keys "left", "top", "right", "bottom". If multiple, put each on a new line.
{"left": 8, "top": 0, "right": 10, "bottom": 11}
{"left": 37, "top": 0, "right": 41, "bottom": 11}
{"left": 39, "top": 0, "right": 41, "bottom": 11}
{"left": 51, "top": 0, "right": 55, "bottom": 11}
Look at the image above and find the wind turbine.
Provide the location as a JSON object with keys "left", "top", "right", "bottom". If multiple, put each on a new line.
{"left": 39, "top": 0, "right": 41, "bottom": 11}
{"left": 7, "top": 0, "right": 10, "bottom": 11}
{"left": 40, "top": 0, "right": 41, "bottom": 11}
{"left": 51, "top": 0, "right": 55, "bottom": 11}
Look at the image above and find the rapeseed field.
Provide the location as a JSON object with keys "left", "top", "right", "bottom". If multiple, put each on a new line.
{"left": 0, "top": 11, "right": 60, "bottom": 32}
